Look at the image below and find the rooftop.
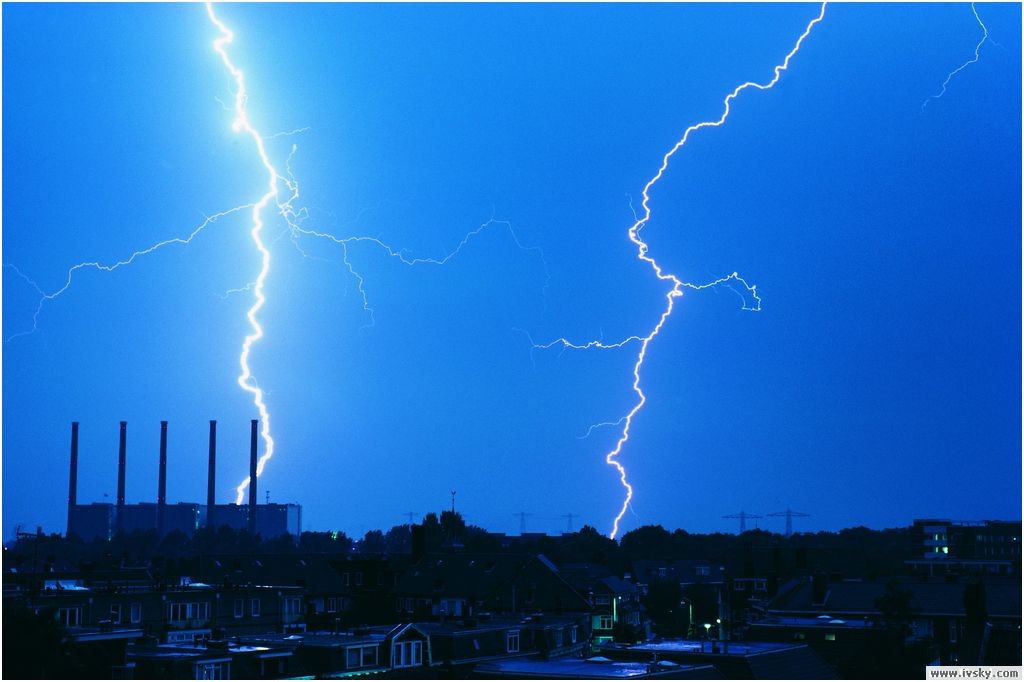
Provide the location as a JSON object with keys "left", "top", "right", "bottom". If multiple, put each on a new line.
{"left": 618, "top": 639, "right": 800, "bottom": 657}
{"left": 475, "top": 656, "right": 719, "bottom": 679}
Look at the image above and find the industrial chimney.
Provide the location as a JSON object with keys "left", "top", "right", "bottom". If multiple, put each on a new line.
{"left": 248, "top": 419, "right": 258, "bottom": 535}
{"left": 67, "top": 421, "right": 79, "bottom": 537}
{"left": 116, "top": 421, "right": 127, "bottom": 533}
{"left": 206, "top": 420, "right": 217, "bottom": 529}
{"left": 157, "top": 421, "right": 168, "bottom": 536}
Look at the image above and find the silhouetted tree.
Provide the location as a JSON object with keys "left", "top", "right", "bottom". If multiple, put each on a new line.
{"left": 298, "top": 530, "right": 352, "bottom": 553}
{"left": 359, "top": 529, "right": 386, "bottom": 553}
{"left": 620, "top": 525, "right": 673, "bottom": 559}
{"left": 384, "top": 525, "right": 411, "bottom": 554}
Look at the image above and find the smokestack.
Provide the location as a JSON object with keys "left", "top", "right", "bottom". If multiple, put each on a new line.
{"left": 116, "top": 421, "right": 127, "bottom": 532}
{"left": 206, "top": 420, "right": 217, "bottom": 529}
{"left": 67, "top": 421, "right": 79, "bottom": 537}
{"left": 248, "top": 419, "right": 258, "bottom": 534}
{"left": 157, "top": 421, "right": 168, "bottom": 536}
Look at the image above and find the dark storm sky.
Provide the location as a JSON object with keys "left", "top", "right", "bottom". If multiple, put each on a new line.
{"left": 3, "top": 3, "right": 1020, "bottom": 539}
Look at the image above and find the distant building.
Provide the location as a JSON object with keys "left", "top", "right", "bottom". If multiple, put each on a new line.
{"left": 118, "top": 502, "right": 204, "bottom": 537}
{"left": 64, "top": 419, "right": 300, "bottom": 541}
{"left": 67, "top": 503, "right": 116, "bottom": 542}
{"left": 907, "top": 519, "right": 1021, "bottom": 576}
{"left": 210, "top": 503, "right": 302, "bottom": 538}
{"left": 67, "top": 502, "right": 300, "bottom": 541}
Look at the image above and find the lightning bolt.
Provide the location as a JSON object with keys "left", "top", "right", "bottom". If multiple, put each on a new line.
{"left": 206, "top": 5, "right": 548, "bottom": 503}
{"left": 290, "top": 216, "right": 547, "bottom": 328}
{"left": 2, "top": 206, "right": 250, "bottom": 343}
{"left": 7, "top": 4, "right": 547, "bottom": 511}
{"left": 205, "top": 2, "right": 287, "bottom": 505}
{"left": 922, "top": 3, "right": 990, "bottom": 112}
{"left": 535, "top": 4, "right": 826, "bottom": 539}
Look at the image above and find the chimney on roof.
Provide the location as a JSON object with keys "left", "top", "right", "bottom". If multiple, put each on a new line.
{"left": 248, "top": 419, "right": 258, "bottom": 535}
{"left": 116, "top": 421, "right": 127, "bottom": 533}
{"left": 157, "top": 421, "right": 168, "bottom": 536}
{"left": 206, "top": 420, "right": 217, "bottom": 529}
{"left": 67, "top": 421, "right": 79, "bottom": 537}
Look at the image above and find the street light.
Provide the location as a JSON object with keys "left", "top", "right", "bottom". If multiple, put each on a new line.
{"left": 679, "top": 598, "right": 694, "bottom": 638}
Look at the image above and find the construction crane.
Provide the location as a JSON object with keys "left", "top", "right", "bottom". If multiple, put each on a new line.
{"left": 402, "top": 512, "right": 421, "bottom": 525}
{"left": 723, "top": 511, "right": 762, "bottom": 533}
{"left": 767, "top": 508, "right": 810, "bottom": 537}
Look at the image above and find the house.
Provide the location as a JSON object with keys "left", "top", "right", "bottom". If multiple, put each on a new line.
{"left": 474, "top": 656, "right": 722, "bottom": 679}
{"left": 600, "top": 639, "right": 837, "bottom": 679}
{"left": 418, "top": 614, "right": 589, "bottom": 674}
{"left": 128, "top": 637, "right": 295, "bottom": 679}
{"left": 393, "top": 553, "right": 591, "bottom": 621}
{"left": 750, "top": 574, "right": 1022, "bottom": 673}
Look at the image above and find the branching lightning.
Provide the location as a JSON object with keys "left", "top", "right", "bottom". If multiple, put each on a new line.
{"left": 6, "top": 4, "right": 548, "bottom": 511}
{"left": 2, "top": 206, "right": 250, "bottom": 343}
{"left": 206, "top": 2, "right": 287, "bottom": 505}
{"left": 535, "top": 4, "right": 826, "bottom": 539}
{"left": 290, "top": 217, "right": 547, "bottom": 327}
{"left": 207, "top": 4, "right": 548, "bottom": 503}
{"left": 922, "top": 3, "right": 990, "bottom": 112}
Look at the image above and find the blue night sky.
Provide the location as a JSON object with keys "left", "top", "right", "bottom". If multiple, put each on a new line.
{"left": 3, "top": 3, "right": 1021, "bottom": 541}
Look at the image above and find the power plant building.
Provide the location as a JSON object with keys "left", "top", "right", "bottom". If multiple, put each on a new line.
{"left": 65, "top": 420, "right": 301, "bottom": 542}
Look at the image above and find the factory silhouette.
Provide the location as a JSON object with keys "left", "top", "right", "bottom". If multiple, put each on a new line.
{"left": 65, "top": 420, "right": 300, "bottom": 542}
{"left": 2, "top": 420, "right": 1013, "bottom": 679}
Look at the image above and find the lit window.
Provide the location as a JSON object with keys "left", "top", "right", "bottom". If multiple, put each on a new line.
{"left": 58, "top": 606, "right": 82, "bottom": 627}
{"left": 169, "top": 602, "right": 210, "bottom": 623}
{"left": 347, "top": 645, "right": 377, "bottom": 669}
{"left": 942, "top": 547, "right": 949, "bottom": 554}
{"left": 598, "top": 615, "right": 613, "bottom": 630}
{"left": 195, "top": 661, "right": 228, "bottom": 679}
{"left": 392, "top": 640, "right": 423, "bottom": 668}
{"left": 825, "top": 633, "right": 836, "bottom": 641}
{"left": 283, "top": 597, "right": 302, "bottom": 616}
{"left": 507, "top": 630, "right": 520, "bottom": 653}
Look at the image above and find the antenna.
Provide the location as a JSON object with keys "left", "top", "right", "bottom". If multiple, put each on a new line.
{"left": 767, "top": 508, "right": 810, "bottom": 538}
{"left": 451, "top": 490, "right": 456, "bottom": 514}
{"left": 723, "top": 511, "right": 763, "bottom": 533}
{"left": 265, "top": 490, "right": 270, "bottom": 504}
{"left": 403, "top": 512, "right": 421, "bottom": 525}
